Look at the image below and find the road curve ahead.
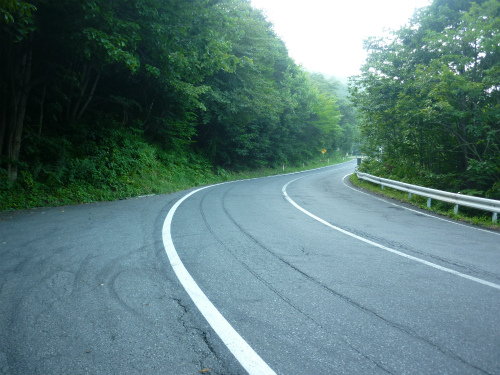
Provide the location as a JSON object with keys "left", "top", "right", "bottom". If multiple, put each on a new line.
{"left": 167, "top": 160, "right": 500, "bottom": 375}
{"left": 1, "top": 160, "right": 499, "bottom": 375}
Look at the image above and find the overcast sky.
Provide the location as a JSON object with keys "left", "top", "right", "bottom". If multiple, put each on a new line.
{"left": 250, "top": 0, "right": 432, "bottom": 78}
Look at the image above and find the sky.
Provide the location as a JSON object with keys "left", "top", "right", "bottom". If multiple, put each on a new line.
{"left": 250, "top": 0, "right": 432, "bottom": 79}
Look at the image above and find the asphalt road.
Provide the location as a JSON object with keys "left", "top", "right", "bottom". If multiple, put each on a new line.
{"left": 1, "top": 160, "right": 499, "bottom": 375}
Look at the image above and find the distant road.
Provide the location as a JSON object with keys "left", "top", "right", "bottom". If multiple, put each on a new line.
{"left": 1, "top": 160, "right": 499, "bottom": 375}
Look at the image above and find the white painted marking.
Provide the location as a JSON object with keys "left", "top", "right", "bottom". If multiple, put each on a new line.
{"left": 283, "top": 177, "right": 500, "bottom": 290}
{"left": 162, "top": 187, "right": 277, "bottom": 375}
{"left": 160, "top": 161, "right": 354, "bottom": 374}
{"left": 342, "top": 173, "right": 500, "bottom": 237}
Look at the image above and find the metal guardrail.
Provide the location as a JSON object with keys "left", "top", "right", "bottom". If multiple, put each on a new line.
{"left": 356, "top": 171, "right": 500, "bottom": 223}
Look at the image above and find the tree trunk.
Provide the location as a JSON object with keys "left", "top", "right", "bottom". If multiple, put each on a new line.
{"left": 0, "top": 102, "right": 6, "bottom": 158}
{"left": 419, "top": 122, "right": 424, "bottom": 168}
{"left": 38, "top": 85, "right": 46, "bottom": 138}
{"left": 7, "top": 41, "right": 33, "bottom": 182}
{"left": 8, "top": 99, "right": 27, "bottom": 182}
{"left": 76, "top": 70, "right": 100, "bottom": 122}
{"left": 459, "top": 119, "right": 468, "bottom": 172}
{"left": 67, "top": 65, "right": 101, "bottom": 124}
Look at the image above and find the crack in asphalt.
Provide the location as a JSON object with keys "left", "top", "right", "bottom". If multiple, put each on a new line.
{"left": 172, "top": 297, "right": 227, "bottom": 375}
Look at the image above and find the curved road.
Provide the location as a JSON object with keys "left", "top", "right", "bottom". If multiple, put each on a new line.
{"left": 1, "top": 160, "right": 499, "bottom": 374}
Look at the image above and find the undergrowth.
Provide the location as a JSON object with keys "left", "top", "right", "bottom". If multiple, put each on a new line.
{"left": 0, "top": 128, "right": 344, "bottom": 212}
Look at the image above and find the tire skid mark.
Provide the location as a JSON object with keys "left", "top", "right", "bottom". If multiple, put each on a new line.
{"left": 163, "top": 185, "right": 277, "bottom": 375}
{"left": 219, "top": 187, "right": 493, "bottom": 375}
{"left": 214, "top": 188, "right": 395, "bottom": 375}
{"left": 107, "top": 270, "right": 142, "bottom": 317}
{"left": 200, "top": 189, "right": 321, "bottom": 324}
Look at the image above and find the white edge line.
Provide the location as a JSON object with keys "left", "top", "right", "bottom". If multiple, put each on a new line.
{"left": 159, "top": 160, "right": 354, "bottom": 375}
{"left": 162, "top": 186, "right": 277, "bottom": 375}
{"left": 342, "top": 173, "right": 500, "bottom": 237}
{"left": 282, "top": 178, "right": 500, "bottom": 291}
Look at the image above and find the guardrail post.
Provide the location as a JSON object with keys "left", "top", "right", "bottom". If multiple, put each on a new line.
{"left": 357, "top": 171, "right": 500, "bottom": 222}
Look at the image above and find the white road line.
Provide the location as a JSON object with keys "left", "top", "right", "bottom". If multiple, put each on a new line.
{"left": 342, "top": 173, "right": 500, "bottom": 237}
{"left": 162, "top": 186, "right": 277, "bottom": 375}
{"left": 160, "top": 160, "right": 353, "bottom": 375}
{"left": 283, "top": 177, "right": 500, "bottom": 291}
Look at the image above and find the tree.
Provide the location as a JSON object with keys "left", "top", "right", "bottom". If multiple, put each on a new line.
{"left": 0, "top": 0, "right": 242, "bottom": 181}
{"left": 0, "top": 0, "right": 37, "bottom": 181}
{"left": 308, "top": 73, "right": 357, "bottom": 154}
{"left": 350, "top": 0, "right": 500, "bottom": 196}
{"left": 0, "top": 0, "right": 350, "bottom": 190}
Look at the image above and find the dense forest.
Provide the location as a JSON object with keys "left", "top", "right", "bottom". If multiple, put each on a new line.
{"left": 350, "top": 0, "right": 500, "bottom": 199}
{"left": 4, "top": 0, "right": 497, "bottom": 211}
{"left": 1, "top": 0, "right": 356, "bottom": 209}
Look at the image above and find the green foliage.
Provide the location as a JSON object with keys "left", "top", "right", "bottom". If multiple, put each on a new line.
{"left": 195, "top": 2, "right": 349, "bottom": 168}
{"left": 0, "top": 0, "right": 358, "bottom": 210}
{"left": 0, "top": 126, "right": 345, "bottom": 211}
{"left": 0, "top": 0, "right": 36, "bottom": 38}
{"left": 350, "top": 0, "right": 500, "bottom": 197}
{"left": 0, "top": 126, "right": 208, "bottom": 210}
{"left": 309, "top": 73, "right": 359, "bottom": 155}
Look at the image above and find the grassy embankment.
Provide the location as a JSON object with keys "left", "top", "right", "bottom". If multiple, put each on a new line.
{"left": 0, "top": 145, "right": 346, "bottom": 212}
{"left": 349, "top": 173, "right": 500, "bottom": 231}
